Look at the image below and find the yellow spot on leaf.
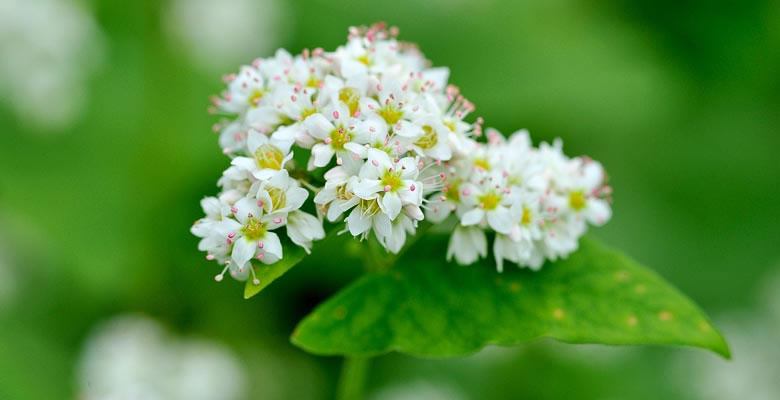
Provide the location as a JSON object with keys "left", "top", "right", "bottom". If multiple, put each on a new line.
{"left": 553, "top": 309, "right": 565, "bottom": 319}
{"left": 333, "top": 306, "right": 347, "bottom": 320}
{"left": 614, "top": 271, "right": 630, "bottom": 282}
{"left": 658, "top": 311, "right": 672, "bottom": 321}
{"left": 627, "top": 316, "right": 638, "bottom": 326}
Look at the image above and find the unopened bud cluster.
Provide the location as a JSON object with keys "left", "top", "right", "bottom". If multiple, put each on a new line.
{"left": 191, "top": 23, "right": 612, "bottom": 284}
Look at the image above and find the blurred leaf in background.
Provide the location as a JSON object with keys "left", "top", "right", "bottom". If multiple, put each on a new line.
{"left": 1, "top": 0, "right": 778, "bottom": 399}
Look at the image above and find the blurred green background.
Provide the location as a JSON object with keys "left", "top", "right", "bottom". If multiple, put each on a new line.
{"left": 1, "top": 0, "right": 779, "bottom": 399}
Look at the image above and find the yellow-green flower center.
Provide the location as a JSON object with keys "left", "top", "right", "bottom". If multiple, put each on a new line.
{"left": 339, "top": 87, "right": 360, "bottom": 116}
{"left": 521, "top": 207, "right": 532, "bottom": 225}
{"left": 444, "top": 120, "right": 456, "bottom": 132}
{"left": 356, "top": 55, "right": 371, "bottom": 66}
{"left": 254, "top": 144, "right": 284, "bottom": 170}
{"left": 569, "top": 191, "right": 586, "bottom": 211}
{"left": 241, "top": 217, "right": 267, "bottom": 241}
{"left": 381, "top": 169, "right": 403, "bottom": 192}
{"left": 305, "top": 77, "right": 321, "bottom": 88}
{"left": 336, "top": 184, "right": 353, "bottom": 201}
{"left": 378, "top": 104, "right": 403, "bottom": 125}
{"left": 415, "top": 126, "right": 438, "bottom": 149}
{"left": 267, "top": 187, "right": 287, "bottom": 211}
{"left": 478, "top": 191, "right": 501, "bottom": 210}
{"left": 359, "top": 198, "right": 381, "bottom": 216}
{"left": 473, "top": 158, "right": 490, "bottom": 171}
{"left": 328, "top": 126, "right": 352, "bottom": 150}
{"left": 300, "top": 108, "right": 316, "bottom": 120}
{"left": 248, "top": 89, "right": 264, "bottom": 107}
{"left": 445, "top": 181, "right": 461, "bottom": 203}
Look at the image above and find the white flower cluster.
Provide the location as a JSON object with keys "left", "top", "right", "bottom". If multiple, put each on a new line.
{"left": 191, "top": 23, "right": 612, "bottom": 284}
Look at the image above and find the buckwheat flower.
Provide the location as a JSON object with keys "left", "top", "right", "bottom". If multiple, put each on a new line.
{"left": 230, "top": 129, "right": 295, "bottom": 180}
{"left": 303, "top": 101, "right": 367, "bottom": 169}
{"left": 286, "top": 210, "right": 325, "bottom": 253}
{"left": 251, "top": 169, "right": 308, "bottom": 217}
{"left": 314, "top": 166, "right": 360, "bottom": 222}
{"left": 493, "top": 233, "right": 532, "bottom": 272}
{"left": 459, "top": 172, "right": 514, "bottom": 234}
{"left": 559, "top": 159, "right": 612, "bottom": 226}
{"left": 345, "top": 197, "right": 392, "bottom": 239}
{"left": 377, "top": 213, "right": 418, "bottom": 253}
{"left": 272, "top": 85, "right": 321, "bottom": 148}
{"left": 191, "top": 197, "right": 233, "bottom": 263}
{"left": 399, "top": 115, "right": 453, "bottom": 161}
{"left": 353, "top": 149, "right": 423, "bottom": 221}
{"left": 424, "top": 161, "right": 471, "bottom": 223}
{"left": 218, "top": 197, "right": 286, "bottom": 280}
{"left": 507, "top": 190, "right": 544, "bottom": 243}
{"left": 358, "top": 77, "right": 426, "bottom": 134}
{"left": 447, "top": 225, "right": 488, "bottom": 265}
{"left": 217, "top": 120, "right": 249, "bottom": 155}
{"left": 218, "top": 65, "right": 269, "bottom": 114}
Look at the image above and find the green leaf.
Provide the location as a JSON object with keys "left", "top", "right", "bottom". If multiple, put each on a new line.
{"left": 291, "top": 236, "right": 730, "bottom": 358}
{"left": 244, "top": 243, "right": 306, "bottom": 299}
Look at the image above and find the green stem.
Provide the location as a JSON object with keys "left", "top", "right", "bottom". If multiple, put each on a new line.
{"left": 336, "top": 356, "right": 371, "bottom": 400}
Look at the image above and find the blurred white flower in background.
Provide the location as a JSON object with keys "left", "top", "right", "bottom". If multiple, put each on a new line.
{"left": 0, "top": 0, "right": 104, "bottom": 130}
{"left": 675, "top": 268, "right": 780, "bottom": 400}
{"left": 371, "top": 381, "right": 467, "bottom": 400}
{"left": 77, "top": 315, "right": 247, "bottom": 400}
{"left": 163, "top": 0, "right": 289, "bottom": 74}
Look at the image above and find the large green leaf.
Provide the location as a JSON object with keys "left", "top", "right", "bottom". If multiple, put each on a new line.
{"left": 291, "top": 236, "right": 730, "bottom": 358}
{"left": 244, "top": 243, "right": 306, "bottom": 299}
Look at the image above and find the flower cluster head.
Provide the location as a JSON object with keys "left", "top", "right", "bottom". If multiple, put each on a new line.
{"left": 192, "top": 23, "right": 613, "bottom": 285}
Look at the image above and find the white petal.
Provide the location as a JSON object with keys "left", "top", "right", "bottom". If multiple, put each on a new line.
{"left": 314, "top": 187, "right": 337, "bottom": 204}
{"left": 487, "top": 207, "right": 513, "bottom": 234}
{"left": 353, "top": 179, "right": 382, "bottom": 199}
{"left": 311, "top": 143, "right": 335, "bottom": 167}
{"left": 382, "top": 192, "right": 402, "bottom": 220}
{"left": 460, "top": 208, "right": 484, "bottom": 226}
{"left": 246, "top": 129, "right": 268, "bottom": 153}
{"left": 303, "top": 113, "right": 334, "bottom": 140}
{"left": 346, "top": 207, "right": 372, "bottom": 236}
{"left": 261, "top": 231, "right": 283, "bottom": 259}
{"left": 231, "top": 156, "right": 256, "bottom": 172}
{"left": 285, "top": 187, "right": 309, "bottom": 210}
{"left": 231, "top": 237, "right": 256, "bottom": 270}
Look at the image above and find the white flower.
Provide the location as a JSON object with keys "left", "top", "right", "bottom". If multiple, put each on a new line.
{"left": 314, "top": 166, "right": 360, "bottom": 222}
{"left": 459, "top": 173, "right": 514, "bottom": 234}
{"left": 400, "top": 115, "right": 453, "bottom": 161}
{"left": 286, "top": 210, "right": 325, "bottom": 253}
{"left": 376, "top": 213, "right": 418, "bottom": 254}
{"left": 345, "top": 197, "right": 392, "bottom": 240}
{"left": 558, "top": 159, "right": 612, "bottom": 226}
{"left": 446, "top": 225, "right": 487, "bottom": 265}
{"left": 230, "top": 128, "right": 294, "bottom": 180}
{"left": 303, "top": 101, "right": 367, "bottom": 169}
{"left": 214, "top": 196, "right": 287, "bottom": 281}
{"left": 251, "top": 169, "right": 309, "bottom": 217}
{"left": 353, "top": 149, "right": 423, "bottom": 221}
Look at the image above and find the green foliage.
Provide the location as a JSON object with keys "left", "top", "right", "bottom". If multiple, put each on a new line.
{"left": 291, "top": 236, "right": 729, "bottom": 358}
{"left": 244, "top": 244, "right": 307, "bottom": 299}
